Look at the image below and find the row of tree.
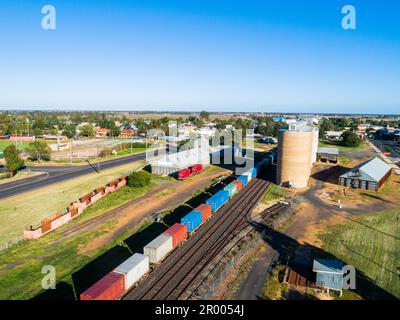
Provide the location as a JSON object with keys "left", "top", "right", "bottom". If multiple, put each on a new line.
{"left": 2, "top": 141, "right": 52, "bottom": 176}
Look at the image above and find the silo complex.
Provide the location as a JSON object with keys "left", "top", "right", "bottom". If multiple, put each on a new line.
{"left": 276, "top": 122, "right": 319, "bottom": 188}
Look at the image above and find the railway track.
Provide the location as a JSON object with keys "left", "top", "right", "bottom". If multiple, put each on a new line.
{"left": 183, "top": 201, "right": 291, "bottom": 299}
{"left": 58, "top": 183, "right": 174, "bottom": 238}
{"left": 124, "top": 177, "right": 272, "bottom": 300}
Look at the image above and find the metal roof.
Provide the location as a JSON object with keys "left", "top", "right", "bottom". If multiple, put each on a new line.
{"left": 340, "top": 157, "right": 392, "bottom": 182}
{"left": 313, "top": 259, "right": 343, "bottom": 274}
{"left": 317, "top": 147, "right": 339, "bottom": 156}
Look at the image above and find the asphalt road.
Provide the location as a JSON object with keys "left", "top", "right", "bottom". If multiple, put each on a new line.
{"left": 371, "top": 139, "right": 400, "bottom": 164}
{"left": 0, "top": 153, "right": 147, "bottom": 200}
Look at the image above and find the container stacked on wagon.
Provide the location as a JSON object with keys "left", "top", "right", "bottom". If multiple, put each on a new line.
{"left": 80, "top": 166, "right": 259, "bottom": 300}
{"left": 177, "top": 164, "right": 203, "bottom": 180}
{"left": 23, "top": 176, "right": 128, "bottom": 240}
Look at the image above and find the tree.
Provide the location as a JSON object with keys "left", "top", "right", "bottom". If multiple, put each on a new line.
{"left": 79, "top": 124, "right": 94, "bottom": 137}
{"left": 341, "top": 130, "right": 361, "bottom": 147}
{"left": 62, "top": 124, "right": 76, "bottom": 139}
{"left": 107, "top": 123, "right": 121, "bottom": 137}
{"left": 3, "top": 145, "right": 24, "bottom": 177}
{"left": 200, "top": 111, "right": 210, "bottom": 119}
{"left": 126, "top": 171, "right": 151, "bottom": 188}
{"left": 25, "top": 141, "right": 52, "bottom": 162}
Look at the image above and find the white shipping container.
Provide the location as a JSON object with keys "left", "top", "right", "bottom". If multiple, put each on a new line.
{"left": 243, "top": 172, "right": 252, "bottom": 181}
{"left": 114, "top": 253, "right": 149, "bottom": 290}
{"left": 144, "top": 234, "right": 173, "bottom": 264}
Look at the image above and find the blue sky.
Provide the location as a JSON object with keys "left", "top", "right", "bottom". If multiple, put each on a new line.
{"left": 0, "top": 0, "right": 399, "bottom": 114}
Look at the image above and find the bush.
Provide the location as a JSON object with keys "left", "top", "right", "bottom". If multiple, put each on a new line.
{"left": 126, "top": 171, "right": 151, "bottom": 188}
{"left": 25, "top": 141, "right": 51, "bottom": 161}
{"left": 341, "top": 130, "right": 361, "bottom": 148}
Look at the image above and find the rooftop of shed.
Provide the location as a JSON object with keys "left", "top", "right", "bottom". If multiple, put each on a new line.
{"left": 339, "top": 157, "right": 392, "bottom": 182}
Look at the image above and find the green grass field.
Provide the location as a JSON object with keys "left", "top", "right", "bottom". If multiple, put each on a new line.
{"left": 0, "top": 140, "right": 30, "bottom": 152}
{"left": 0, "top": 170, "right": 211, "bottom": 300}
{"left": 0, "top": 161, "right": 146, "bottom": 243}
{"left": 319, "top": 210, "right": 400, "bottom": 299}
{"left": 0, "top": 139, "right": 55, "bottom": 152}
{"left": 318, "top": 139, "right": 367, "bottom": 151}
{"left": 0, "top": 178, "right": 171, "bottom": 300}
{"left": 262, "top": 184, "right": 290, "bottom": 203}
{"left": 0, "top": 217, "right": 126, "bottom": 300}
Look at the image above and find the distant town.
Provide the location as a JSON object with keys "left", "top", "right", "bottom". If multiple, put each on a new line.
{"left": 0, "top": 110, "right": 399, "bottom": 301}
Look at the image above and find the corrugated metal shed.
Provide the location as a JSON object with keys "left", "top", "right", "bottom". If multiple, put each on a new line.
{"left": 317, "top": 147, "right": 339, "bottom": 156}
{"left": 313, "top": 259, "right": 344, "bottom": 292}
{"left": 340, "top": 157, "right": 392, "bottom": 182}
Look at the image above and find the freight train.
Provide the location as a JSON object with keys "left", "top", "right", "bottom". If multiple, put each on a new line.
{"left": 80, "top": 166, "right": 260, "bottom": 300}
{"left": 177, "top": 164, "right": 203, "bottom": 180}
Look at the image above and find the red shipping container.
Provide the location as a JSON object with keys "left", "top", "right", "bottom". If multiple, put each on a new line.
{"left": 108, "top": 179, "right": 119, "bottom": 187}
{"left": 80, "top": 272, "right": 125, "bottom": 300}
{"left": 191, "top": 164, "right": 203, "bottom": 174}
{"left": 80, "top": 192, "right": 93, "bottom": 205}
{"left": 164, "top": 223, "right": 187, "bottom": 248}
{"left": 41, "top": 223, "right": 52, "bottom": 233}
{"left": 178, "top": 168, "right": 191, "bottom": 180}
{"left": 194, "top": 204, "right": 212, "bottom": 222}
{"left": 41, "top": 211, "right": 62, "bottom": 227}
{"left": 232, "top": 180, "right": 243, "bottom": 192}
{"left": 69, "top": 207, "right": 78, "bottom": 217}
{"left": 96, "top": 187, "right": 105, "bottom": 195}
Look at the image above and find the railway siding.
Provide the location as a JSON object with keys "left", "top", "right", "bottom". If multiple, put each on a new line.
{"left": 123, "top": 178, "right": 279, "bottom": 300}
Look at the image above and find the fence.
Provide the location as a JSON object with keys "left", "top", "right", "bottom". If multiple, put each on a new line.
{"left": 0, "top": 236, "right": 25, "bottom": 253}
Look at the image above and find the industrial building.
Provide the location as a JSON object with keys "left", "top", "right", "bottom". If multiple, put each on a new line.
{"left": 149, "top": 138, "right": 234, "bottom": 176}
{"left": 338, "top": 157, "right": 392, "bottom": 191}
{"left": 276, "top": 121, "right": 319, "bottom": 188}
{"left": 317, "top": 147, "right": 339, "bottom": 163}
{"left": 150, "top": 148, "right": 210, "bottom": 176}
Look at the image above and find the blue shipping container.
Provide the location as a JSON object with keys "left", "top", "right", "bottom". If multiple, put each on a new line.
{"left": 224, "top": 183, "right": 237, "bottom": 197}
{"left": 181, "top": 211, "right": 202, "bottom": 232}
{"left": 217, "top": 189, "right": 230, "bottom": 205}
{"left": 206, "top": 190, "right": 230, "bottom": 212}
{"left": 237, "top": 175, "right": 248, "bottom": 187}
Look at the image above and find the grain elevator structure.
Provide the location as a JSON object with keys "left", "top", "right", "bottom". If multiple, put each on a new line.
{"left": 276, "top": 121, "right": 319, "bottom": 188}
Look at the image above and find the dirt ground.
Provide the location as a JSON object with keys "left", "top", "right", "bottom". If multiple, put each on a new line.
{"left": 78, "top": 168, "right": 230, "bottom": 253}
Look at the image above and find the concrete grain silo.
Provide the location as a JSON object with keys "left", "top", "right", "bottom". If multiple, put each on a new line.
{"left": 276, "top": 122, "right": 318, "bottom": 188}
{"left": 310, "top": 127, "right": 319, "bottom": 164}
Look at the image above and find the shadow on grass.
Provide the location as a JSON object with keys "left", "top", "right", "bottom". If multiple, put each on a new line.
{"left": 360, "top": 192, "right": 393, "bottom": 204}
{"left": 124, "top": 222, "right": 168, "bottom": 254}
{"left": 32, "top": 281, "right": 76, "bottom": 300}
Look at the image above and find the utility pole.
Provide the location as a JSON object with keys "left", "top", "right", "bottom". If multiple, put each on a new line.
{"left": 70, "top": 139, "right": 73, "bottom": 164}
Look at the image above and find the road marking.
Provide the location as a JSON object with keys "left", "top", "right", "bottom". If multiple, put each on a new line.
{"left": 0, "top": 172, "right": 49, "bottom": 192}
